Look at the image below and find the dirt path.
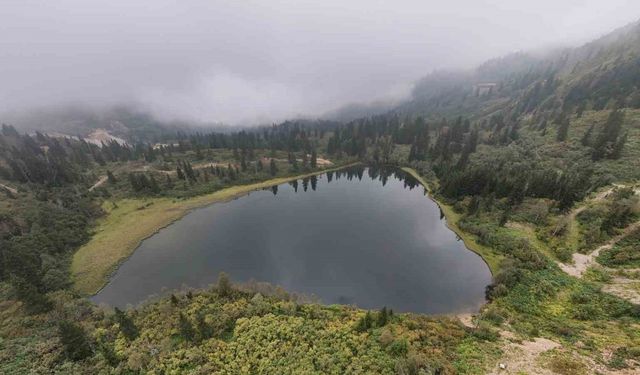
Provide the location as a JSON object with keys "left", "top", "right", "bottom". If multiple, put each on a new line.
{"left": 268, "top": 157, "right": 333, "bottom": 166}
{"left": 558, "top": 184, "right": 639, "bottom": 278}
{"left": 602, "top": 277, "right": 640, "bottom": 304}
{"left": 0, "top": 183, "right": 18, "bottom": 195}
{"left": 488, "top": 331, "right": 560, "bottom": 375}
{"left": 455, "top": 313, "right": 564, "bottom": 374}
{"left": 493, "top": 185, "right": 640, "bottom": 373}
{"left": 88, "top": 175, "right": 108, "bottom": 191}
{"left": 558, "top": 221, "right": 640, "bottom": 277}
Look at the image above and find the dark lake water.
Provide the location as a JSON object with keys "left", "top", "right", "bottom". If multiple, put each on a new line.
{"left": 92, "top": 166, "right": 491, "bottom": 314}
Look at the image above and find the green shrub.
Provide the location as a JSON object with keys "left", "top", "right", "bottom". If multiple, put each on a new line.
{"left": 481, "top": 307, "right": 507, "bottom": 325}
{"left": 472, "top": 324, "right": 499, "bottom": 342}
{"left": 388, "top": 338, "right": 409, "bottom": 357}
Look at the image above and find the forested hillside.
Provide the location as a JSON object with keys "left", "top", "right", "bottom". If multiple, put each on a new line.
{"left": 1, "top": 20, "right": 640, "bottom": 375}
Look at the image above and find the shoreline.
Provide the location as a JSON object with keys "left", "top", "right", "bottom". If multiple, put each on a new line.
{"left": 74, "top": 163, "right": 499, "bottom": 301}
{"left": 72, "top": 162, "right": 361, "bottom": 296}
{"left": 401, "top": 167, "right": 502, "bottom": 275}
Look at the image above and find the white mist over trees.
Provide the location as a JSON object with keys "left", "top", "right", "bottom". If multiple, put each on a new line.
{"left": 1, "top": 0, "right": 640, "bottom": 125}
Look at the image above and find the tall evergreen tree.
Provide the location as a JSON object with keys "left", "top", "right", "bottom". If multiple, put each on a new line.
{"left": 58, "top": 321, "right": 93, "bottom": 361}
{"left": 556, "top": 117, "right": 570, "bottom": 142}
{"left": 107, "top": 170, "right": 117, "bottom": 184}
{"left": 178, "top": 313, "right": 195, "bottom": 342}
{"left": 114, "top": 307, "right": 139, "bottom": 341}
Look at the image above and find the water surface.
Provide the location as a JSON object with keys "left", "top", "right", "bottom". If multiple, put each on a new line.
{"left": 93, "top": 167, "right": 491, "bottom": 313}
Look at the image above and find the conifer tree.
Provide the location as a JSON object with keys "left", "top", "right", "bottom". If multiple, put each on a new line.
{"left": 149, "top": 175, "right": 160, "bottom": 194}
{"left": 176, "top": 166, "right": 185, "bottom": 180}
{"left": 217, "top": 272, "right": 232, "bottom": 297}
{"left": 196, "top": 313, "right": 213, "bottom": 342}
{"left": 178, "top": 313, "right": 195, "bottom": 342}
{"left": 114, "top": 307, "right": 139, "bottom": 341}
{"left": 107, "top": 170, "right": 117, "bottom": 184}
{"left": 377, "top": 307, "right": 388, "bottom": 327}
{"left": 58, "top": 321, "right": 93, "bottom": 361}
{"left": 556, "top": 117, "right": 570, "bottom": 142}
{"left": 581, "top": 123, "right": 595, "bottom": 146}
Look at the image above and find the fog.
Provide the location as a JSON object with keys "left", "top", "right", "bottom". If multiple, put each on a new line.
{"left": 2, "top": 0, "right": 640, "bottom": 125}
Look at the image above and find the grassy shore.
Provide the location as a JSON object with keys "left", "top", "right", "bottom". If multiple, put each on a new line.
{"left": 71, "top": 163, "right": 360, "bottom": 295}
{"left": 402, "top": 167, "right": 503, "bottom": 275}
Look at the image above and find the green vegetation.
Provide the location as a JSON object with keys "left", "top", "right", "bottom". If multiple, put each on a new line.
{"left": 598, "top": 228, "right": 640, "bottom": 268}
{"left": 575, "top": 186, "right": 640, "bottom": 252}
{"left": 0, "top": 279, "right": 503, "bottom": 374}
{"left": 3, "top": 19, "right": 640, "bottom": 374}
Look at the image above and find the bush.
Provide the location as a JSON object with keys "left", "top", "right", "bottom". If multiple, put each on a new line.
{"left": 548, "top": 353, "right": 586, "bottom": 375}
{"left": 472, "top": 323, "right": 499, "bottom": 341}
{"left": 481, "top": 307, "right": 507, "bottom": 325}
{"left": 387, "top": 338, "right": 409, "bottom": 357}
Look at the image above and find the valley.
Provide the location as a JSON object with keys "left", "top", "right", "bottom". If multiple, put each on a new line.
{"left": 2, "top": 14, "right": 640, "bottom": 375}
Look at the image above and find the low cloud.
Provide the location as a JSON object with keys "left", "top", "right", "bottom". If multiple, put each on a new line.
{"left": 1, "top": 0, "right": 640, "bottom": 125}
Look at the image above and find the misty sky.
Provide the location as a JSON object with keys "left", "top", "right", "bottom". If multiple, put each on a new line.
{"left": 2, "top": 1, "right": 640, "bottom": 125}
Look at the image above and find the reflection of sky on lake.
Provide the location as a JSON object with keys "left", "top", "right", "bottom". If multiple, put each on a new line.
{"left": 93, "top": 167, "right": 491, "bottom": 314}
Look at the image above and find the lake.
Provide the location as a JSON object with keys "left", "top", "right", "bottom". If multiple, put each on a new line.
{"left": 92, "top": 166, "right": 491, "bottom": 314}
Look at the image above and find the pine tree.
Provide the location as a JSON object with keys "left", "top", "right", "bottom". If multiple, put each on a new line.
{"left": 114, "top": 307, "right": 139, "bottom": 340}
{"left": 149, "top": 175, "right": 160, "bottom": 194}
{"left": 611, "top": 131, "right": 628, "bottom": 159}
{"left": 107, "top": 170, "right": 117, "bottom": 184}
{"left": 58, "top": 321, "right": 93, "bottom": 361}
{"left": 241, "top": 154, "right": 247, "bottom": 171}
{"left": 593, "top": 109, "right": 625, "bottom": 160}
{"left": 269, "top": 159, "right": 278, "bottom": 176}
{"left": 217, "top": 272, "right": 232, "bottom": 297}
{"left": 377, "top": 307, "right": 388, "bottom": 327}
{"left": 227, "top": 164, "right": 236, "bottom": 180}
{"left": 176, "top": 166, "right": 185, "bottom": 180}
{"left": 556, "top": 117, "right": 570, "bottom": 142}
{"left": 355, "top": 311, "right": 373, "bottom": 332}
{"left": 10, "top": 276, "right": 52, "bottom": 314}
{"left": 581, "top": 124, "right": 595, "bottom": 146}
{"left": 311, "top": 149, "right": 317, "bottom": 168}
{"left": 196, "top": 313, "right": 213, "bottom": 342}
{"left": 178, "top": 313, "right": 195, "bottom": 342}
{"left": 128, "top": 172, "right": 139, "bottom": 191}
{"left": 467, "top": 195, "right": 480, "bottom": 216}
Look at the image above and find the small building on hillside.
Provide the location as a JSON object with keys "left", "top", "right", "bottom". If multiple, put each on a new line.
{"left": 473, "top": 83, "right": 497, "bottom": 96}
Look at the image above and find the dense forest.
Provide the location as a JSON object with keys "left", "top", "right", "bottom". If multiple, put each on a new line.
{"left": 2, "top": 19, "right": 640, "bottom": 375}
